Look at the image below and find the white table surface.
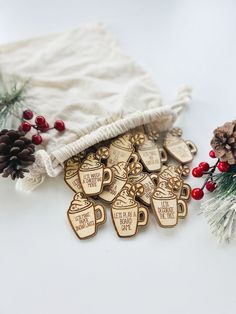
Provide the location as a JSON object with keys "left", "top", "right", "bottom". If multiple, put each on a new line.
{"left": 0, "top": 1, "right": 236, "bottom": 313}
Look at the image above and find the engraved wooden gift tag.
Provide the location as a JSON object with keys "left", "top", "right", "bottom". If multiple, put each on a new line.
{"left": 137, "top": 134, "right": 167, "bottom": 172}
{"left": 151, "top": 181, "right": 187, "bottom": 228}
{"left": 111, "top": 183, "right": 148, "bottom": 238}
{"left": 100, "top": 162, "right": 129, "bottom": 203}
{"left": 107, "top": 133, "right": 139, "bottom": 167}
{"left": 99, "top": 162, "right": 143, "bottom": 203}
{"left": 129, "top": 172, "right": 158, "bottom": 205}
{"left": 163, "top": 128, "right": 197, "bottom": 164}
{"left": 78, "top": 149, "right": 113, "bottom": 196}
{"left": 67, "top": 192, "right": 106, "bottom": 240}
{"left": 64, "top": 156, "right": 82, "bottom": 193}
{"left": 158, "top": 165, "right": 191, "bottom": 202}
{"left": 99, "top": 161, "right": 143, "bottom": 203}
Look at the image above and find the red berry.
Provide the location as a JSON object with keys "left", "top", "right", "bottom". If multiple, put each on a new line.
{"left": 39, "top": 122, "right": 50, "bottom": 132}
{"left": 199, "top": 162, "right": 210, "bottom": 172}
{"left": 35, "top": 116, "right": 46, "bottom": 126}
{"left": 209, "top": 150, "right": 216, "bottom": 158}
{"left": 32, "top": 134, "right": 42, "bottom": 145}
{"left": 21, "top": 121, "right": 31, "bottom": 132}
{"left": 191, "top": 188, "right": 204, "bottom": 200}
{"left": 23, "top": 109, "right": 33, "bottom": 120}
{"left": 206, "top": 181, "right": 216, "bottom": 192}
{"left": 54, "top": 119, "right": 65, "bottom": 131}
{"left": 218, "top": 161, "right": 230, "bottom": 172}
{"left": 192, "top": 167, "right": 203, "bottom": 177}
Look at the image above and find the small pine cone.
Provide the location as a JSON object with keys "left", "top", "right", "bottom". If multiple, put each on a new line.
{"left": 0, "top": 129, "right": 35, "bottom": 180}
{"left": 211, "top": 121, "right": 236, "bottom": 165}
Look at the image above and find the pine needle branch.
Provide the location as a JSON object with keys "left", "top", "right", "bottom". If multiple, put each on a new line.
{"left": 0, "top": 75, "right": 30, "bottom": 129}
{"left": 213, "top": 165, "right": 236, "bottom": 198}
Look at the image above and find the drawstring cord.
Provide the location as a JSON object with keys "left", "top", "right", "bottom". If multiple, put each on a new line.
{"left": 16, "top": 85, "right": 192, "bottom": 192}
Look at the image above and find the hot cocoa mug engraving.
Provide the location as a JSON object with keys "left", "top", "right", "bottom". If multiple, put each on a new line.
{"left": 111, "top": 188, "right": 148, "bottom": 237}
{"left": 151, "top": 187, "right": 187, "bottom": 228}
{"left": 138, "top": 135, "right": 167, "bottom": 172}
{"left": 167, "top": 178, "right": 191, "bottom": 202}
{"left": 159, "top": 166, "right": 191, "bottom": 203}
{"left": 100, "top": 176, "right": 127, "bottom": 202}
{"left": 79, "top": 158, "right": 112, "bottom": 196}
{"left": 100, "top": 161, "right": 143, "bottom": 203}
{"left": 112, "top": 203, "right": 148, "bottom": 237}
{"left": 67, "top": 193, "right": 106, "bottom": 239}
{"left": 107, "top": 134, "right": 138, "bottom": 167}
{"left": 100, "top": 162, "right": 128, "bottom": 203}
{"left": 129, "top": 172, "right": 158, "bottom": 205}
{"left": 164, "top": 128, "right": 197, "bottom": 164}
{"left": 165, "top": 140, "right": 195, "bottom": 164}
{"left": 64, "top": 157, "right": 82, "bottom": 193}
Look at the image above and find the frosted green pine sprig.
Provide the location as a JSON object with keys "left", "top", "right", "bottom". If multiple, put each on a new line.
{"left": 213, "top": 165, "right": 236, "bottom": 199}
{"left": 0, "top": 74, "right": 30, "bottom": 129}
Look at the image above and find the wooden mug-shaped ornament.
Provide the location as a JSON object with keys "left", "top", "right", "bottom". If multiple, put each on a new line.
{"left": 99, "top": 161, "right": 143, "bottom": 203}
{"left": 129, "top": 172, "right": 158, "bottom": 205}
{"left": 166, "top": 165, "right": 191, "bottom": 218}
{"left": 78, "top": 150, "right": 113, "bottom": 196}
{"left": 64, "top": 156, "right": 83, "bottom": 193}
{"left": 151, "top": 181, "right": 187, "bottom": 228}
{"left": 111, "top": 183, "right": 148, "bottom": 238}
{"left": 137, "top": 134, "right": 167, "bottom": 172}
{"left": 168, "top": 177, "right": 191, "bottom": 202}
{"left": 67, "top": 192, "right": 106, "bottom": 240}
{"left": 107, "top": 133, "right": 140, "bottom": 167}
{"left": 159, "top": 165, "right": 191, "bottom": 201}
{"left": 163, "top": 128, "right": 197, "bottom": 164}
{"left": 175, "top": 165, "right": 191, "bottom": 208}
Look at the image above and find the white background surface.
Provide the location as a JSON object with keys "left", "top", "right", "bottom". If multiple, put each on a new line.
{"left": 0, "top": 1, "right": 236, "bottom": 313}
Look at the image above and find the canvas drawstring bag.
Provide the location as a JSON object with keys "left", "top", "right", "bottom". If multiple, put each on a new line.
{"left": 0, "top": 23, "right": 191, "bottom": 192}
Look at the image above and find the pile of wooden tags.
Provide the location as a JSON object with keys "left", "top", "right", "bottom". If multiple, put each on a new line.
{"left": 64, "top": 126, "right": 197, "bottom": 239}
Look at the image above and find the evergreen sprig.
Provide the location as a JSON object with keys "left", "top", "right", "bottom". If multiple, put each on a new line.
{"left": 213, "top": 165, "right": 236, "bottom": 198}
{"left": 0, "top": 75, "right": 29, "bottom": 129}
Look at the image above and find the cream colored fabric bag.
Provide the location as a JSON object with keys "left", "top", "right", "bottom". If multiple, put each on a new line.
{"left": 0, "top": 23, "right": 191, "bottom": 191}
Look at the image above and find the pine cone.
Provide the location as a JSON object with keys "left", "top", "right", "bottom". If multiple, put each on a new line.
{"left": 211, "top": 121, "right": 236, "bottom": 165}
{"left": 0, "top": 129, "right": 35, "bottom": 180}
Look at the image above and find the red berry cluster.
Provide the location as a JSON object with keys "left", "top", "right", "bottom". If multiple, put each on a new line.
{"left": 191, "top": 150, "right": 230, "bottom": 200}
{"left": 19, "top": 109, "right": 65, "bottom": 145}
